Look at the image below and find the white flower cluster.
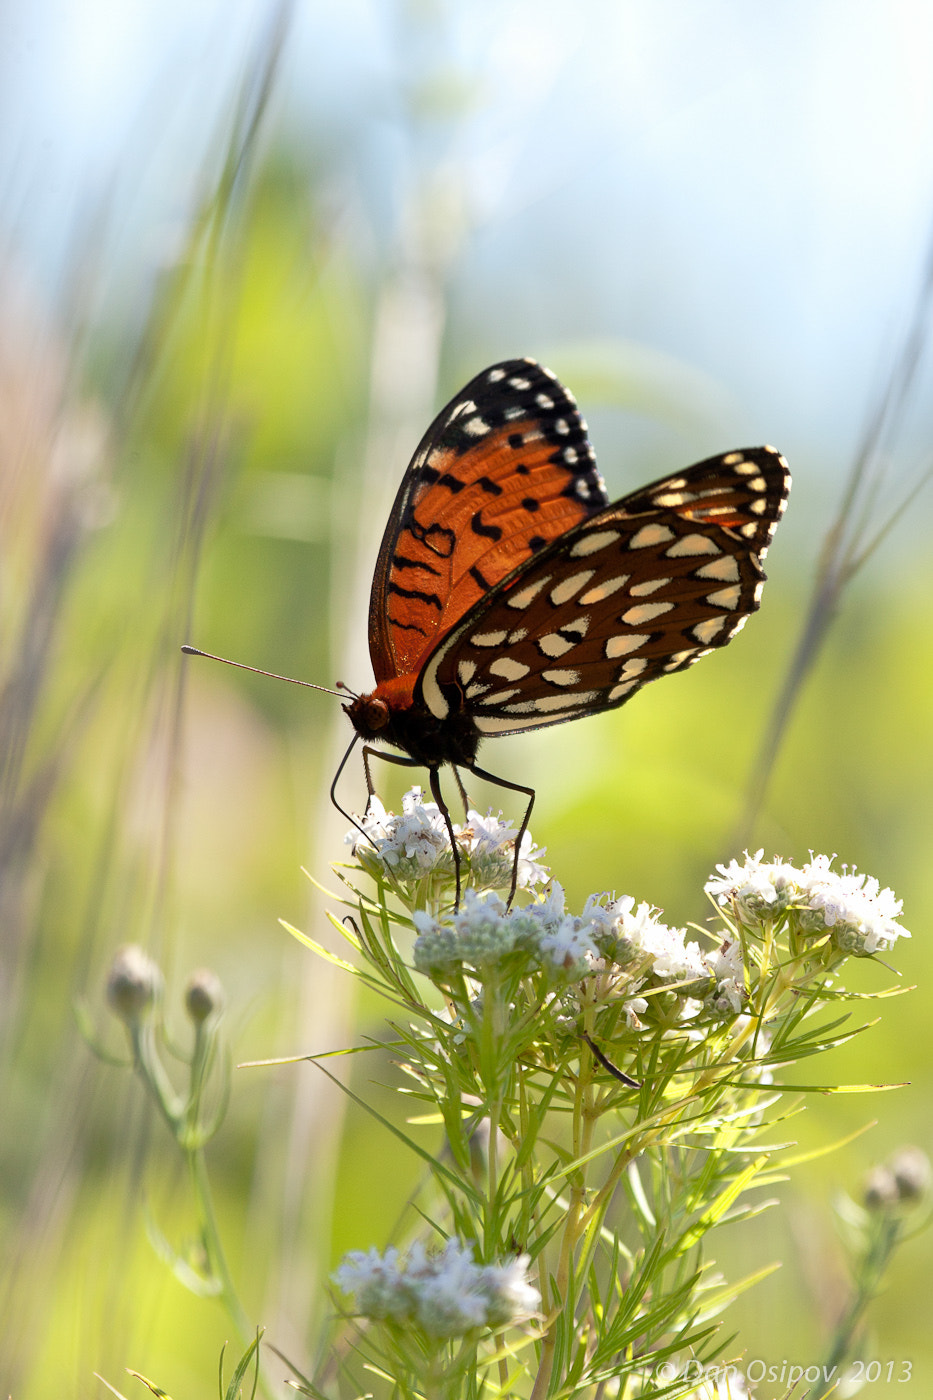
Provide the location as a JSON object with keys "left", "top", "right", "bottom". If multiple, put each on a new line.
{"left": 584, "top": 892, "right": 744, "bottom": 1015}
{"left": 413, "top": 885, "right": 745, "bottom": 1015}
{"left": 346, "top": 788, "right": 549, "bottom": 891}
{"left": 333, "top": 1238, "right": 540, "bottom": 1338}
{"left": 706, "top": 851, "right": 910, "bottom": 956}
{"left": 413, "top": 884, "right": 598, "bottom": 981}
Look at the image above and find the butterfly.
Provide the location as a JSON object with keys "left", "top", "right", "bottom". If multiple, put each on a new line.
{"left": 337, "top": 357, "right": 790, "bottom": 905}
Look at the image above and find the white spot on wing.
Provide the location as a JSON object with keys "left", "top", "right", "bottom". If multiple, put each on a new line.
{"left": 630, "top": 523, "right": 676, "bottom": 548}
{"left": 483, "top": 687, "right": 520, "bottom": 705}
{"left": 471, "top": 629, "right": 509, "bottom": 647}
{"left": 504, "top": 691, "right": 599, "bottom": 715}
{"left": 420, "top": 657, "right": 450, "bottom": 719}
{"left": 458, "top": 659, "right": 477, "bottom": 685}
{"left": 489, "top": 657, "right": 531, "bottom": 681}
{"left": 705, "top": 585, "right": 742, "bottom": 609}
{"left": 618, "top": 656, "right": 648, "bottom": 677}
{"left": 549, "top": 570, "right": 595, "bottom": 606}
{"left": 663, "top": 649, "right": 698, "bottom": 669}
{"left": 569, "top": 529, "right": 621, "bottom": 558}
{"left": 487, "top": 368, "right": 506, "bottom": 382}
{"left": 509, "top": 376, "right": 532, "bottom": 390}
{"left": 608, "top": 680, "right": 637, "bottom": 701}
{"left": 692, "top": 617, "right": 727, "bottom": 644}
{"left": 629, "top": 575, "right": 672, "bottom": 597}
{"left": 542, "top": 667, "right": 581, "bottom": 687}
{"left": 580, "top": 575, "right": 629, "bottom": 604}
{"left": 473, "top": 713, "right": 547, "bottom": 735}
{"left": 507, "top": 575, "right": 552, "bottom": 609}
{"left": 463, "top": 416, "right": 490, "bottom": 436}
{"left": 538, "top": 632, "right": 576, "bottom": 658}
{"left": 536, "top": 392, "right": 555, "bottom": 409}
{"left": 621, "top": 601, "right": 675, "bottom": 625}
{"left": 694, "top": 556, "right": 740, "bottom": 582}
{"left": 605, "top": 633, "right": 650, "bottom": 659}
{"left": 665, "top": 533, "right": 720, "bottom": 557}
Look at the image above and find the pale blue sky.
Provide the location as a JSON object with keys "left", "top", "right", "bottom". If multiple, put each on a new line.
{"left": 4, "top": 0, "right": 933, "bottom": 498}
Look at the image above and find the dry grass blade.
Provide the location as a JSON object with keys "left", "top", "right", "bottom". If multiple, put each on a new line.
{"left": 738, "top": 223, "right": 933, "bottom": 842}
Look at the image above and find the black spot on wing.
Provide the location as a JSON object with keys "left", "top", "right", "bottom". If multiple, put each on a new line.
{"left": 392, "top": 553, "right": 441, "bottom": 576}
{"left": 471, "top": 512, "right": 502, "bottom": 541}
{"left": 387, "top": 581, "right": 443, "bottom": 611}
{"left": 407, "top": 510, "right": 456, "bottom": 557}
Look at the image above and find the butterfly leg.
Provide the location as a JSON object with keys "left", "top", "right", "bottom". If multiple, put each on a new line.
{"left": 359, "top": 744, "right": 423, "bottom": 809}
{"left": 355, "top": 746, "right": 464, "bottom": 908}
{"left": 427, "top": 766, "right": 463, "bottom": 910}
{"left": 461, "top": 762, "right": 536, "bottom": 910}
{"left": 330, "top": 735, "right": 421, "bottom": 850}
{"left": 450, "top": 765, "right": 471, "bottom": 819}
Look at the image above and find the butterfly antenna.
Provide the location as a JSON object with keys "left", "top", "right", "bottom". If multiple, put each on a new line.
{"left": 181, "top": 644, "right": 352, "bottom": 699}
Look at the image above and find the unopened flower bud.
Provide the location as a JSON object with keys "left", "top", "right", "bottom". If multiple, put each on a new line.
{"left": 863, "top": 1164, "right": 898, "bottom": 1210}
{"left": 106, "top": 945, "right": 163, "bottom": 1023}
{"left": 184, "top": 968, "right": 225, "bottom": 1023}
{"left": 890, "top": 1146, "right": 931, "bottom": 1203}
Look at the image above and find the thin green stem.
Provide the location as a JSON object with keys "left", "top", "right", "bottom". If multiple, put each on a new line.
{"left": 186, "top": 1143, "right": 252, "bottom": 1341}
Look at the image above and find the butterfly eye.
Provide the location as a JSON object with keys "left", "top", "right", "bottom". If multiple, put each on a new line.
{"left": 362, "top": 697, "right": 391, "bottom": 732}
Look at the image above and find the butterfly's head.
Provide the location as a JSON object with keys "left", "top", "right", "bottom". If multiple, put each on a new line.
{"left": 344, "top": 690, "right": 391, "bottom": 740}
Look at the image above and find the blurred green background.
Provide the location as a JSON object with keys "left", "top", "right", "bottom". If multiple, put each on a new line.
{"left": 1, "top": 2, "right": 932, "bottom": 1395}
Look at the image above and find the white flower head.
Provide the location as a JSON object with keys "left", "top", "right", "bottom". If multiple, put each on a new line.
{"left": 346, "top": 788, "right": 455, "bottom": 883}
{"left": 478, "top": 1253, "right": 541, "bottom": 1327}
{"left": 460, "top": 808, "right": 549, "bottom": 890}
{"left": 346, "top": 790, "right": 548, "bottom": 898}
{"left": 334, "top": 1239, "right": 539, "bottom": 1338}
{"left": 706, "top": 849, "right": 802, "bottom": 922}
{"left": 516, "top": 882, "right": 598, "bottom": 981}
{"left": 332, "top": 1245, "right": 410, "bottom": 1322}
{"left": 798, "top": 856, "right": 910, "bottom": 955}
{"left": 534, "top": 914, "right": 600, "bottom": 981}
{"left": 704, "top": 938, "right": 746, "bottom": 1016}
{"left": 582, "top": 893, "right": 675, "bottom": 969}
{"left": 413, "top": 889, "right": 540, "bottom": 977}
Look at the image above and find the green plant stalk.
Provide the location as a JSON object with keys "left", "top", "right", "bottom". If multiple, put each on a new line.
{"left": 811, "top": 1213, "right": 901, "bottom": 1400}
{"left": 530, "top": 1036, "right": 601, "bottom": 1400}
{"left": 186, "top": 1139, "right": 253, "bottom": 1344}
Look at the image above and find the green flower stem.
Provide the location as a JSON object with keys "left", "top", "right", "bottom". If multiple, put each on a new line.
{"left": 530, "top": 1038, "right": 600, "bottom": 1400}
{"left": 812, "top": 1214, "right": 901, "bottom": 1399}
{"left": 130, "top": 1022, "right": 184, "bottom": 1130}
{"left": 186, "top": 1137, "right": 253, "bottom": 1342}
